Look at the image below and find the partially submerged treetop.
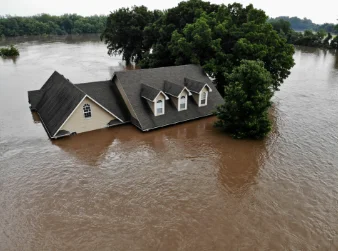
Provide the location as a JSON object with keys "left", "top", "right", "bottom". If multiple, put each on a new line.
{"left": 0, "top": 45, "right": 19, "bottom": 57}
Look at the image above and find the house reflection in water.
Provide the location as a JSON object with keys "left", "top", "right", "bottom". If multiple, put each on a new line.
{"left": 51, "top": 116, "right": 268, "bottom": 196}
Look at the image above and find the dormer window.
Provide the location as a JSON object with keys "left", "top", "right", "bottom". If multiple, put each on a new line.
{"left": 200, "top": 91, "right": 207, "bottom": 106}
{"left": 184, "top": 78, "right": 212, "bottom": 108}
{"left": 163, "top": 80, "right": 192, "bottom": 112}
{"left": 156, "top": 100, "right": 164, "bottom": 115}
{"left": 179, "top": 95, "right": 187, "bottom": 110}
{"left": 140, "top": 83, "right": 169, "bottom": 116}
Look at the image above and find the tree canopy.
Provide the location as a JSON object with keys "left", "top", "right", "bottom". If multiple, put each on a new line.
{"left": 100, "top": 6, "right": 161, "bottom": 65}
{"left": 102, "top": 1, "right": 295, "bottom": 95}
{"left": 101, "top": 0, "right": 296, "bottom": 139}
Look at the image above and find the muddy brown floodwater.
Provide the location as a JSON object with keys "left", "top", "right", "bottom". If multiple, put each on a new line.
{"left": 0, "top": 35, "right": 338, "bottom": 250}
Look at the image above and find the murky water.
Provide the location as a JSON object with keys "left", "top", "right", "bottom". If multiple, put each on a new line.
{"left": 1, "top": 35, "right": 338, "bottom": 250}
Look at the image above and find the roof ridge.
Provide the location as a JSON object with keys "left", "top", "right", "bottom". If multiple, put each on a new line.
{"left": 75, "top": 80, "right": 111, "bottom": 86}
{"left": 36, "top": 72, "right": 86, "bottom": 110}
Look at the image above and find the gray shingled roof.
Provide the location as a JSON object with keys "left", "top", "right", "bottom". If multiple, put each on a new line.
{"left": 28, "top": 71, "right": 67, "bottom": 111}
{"left": 35, "top": 72, "right": 86, "bottom": 137}
{"left": 75, "top": 80, "right": 130, "bottom": 122}
{"left": 163, "top": 80, "right": 185, "bottom": 97}
{"left": 28, "top": 72, "right": 130, "bottom": 138}
{"left": 140, "top": 83, "right": 162, "bottom": 101}
{"left": 114, "top": 64, "right": 224, "bottom": 131}
{"left": 28, "top": 90, "right": 43, "bottom": 111}
{"left": 184, "top": 77, "right": 211, "bottom": 93}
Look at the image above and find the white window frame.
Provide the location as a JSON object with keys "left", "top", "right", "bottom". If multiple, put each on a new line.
{"left": 155, "top": 99, "right": 164, "bottom": 116}
{"left": 199, "top": 91, "right": 208, "bottom": 106}
{"left": 83, "top": 103, "right": 92, "bottom": 118}
{"left": 179, "top": 95, "right": 187, "bottom": 111}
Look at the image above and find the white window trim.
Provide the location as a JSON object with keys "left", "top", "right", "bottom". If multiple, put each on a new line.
{"left": 83, "top": 104, "right": 92, "bottom": 119}
{"left": 199, "top": 91, "right": 208, "bottom": 107}
{"left": 178, "top": 94, "right": 187, "bottom": 111}
{"left": 155, "top": 99, "right": 165, "bottom": 116}
{"left": 180, "top": 87, "right": 192, "bottom": 96}
{"left": 153, "top": 91, "right": 169, "bottom": 101}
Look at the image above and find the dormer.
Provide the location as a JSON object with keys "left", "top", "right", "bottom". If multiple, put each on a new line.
{"left": 184, "top": 78, "right": 212, "bottom": 107}
{"left": 141, "top": 84, "right": 169, "bottom": 116}
{"left": 163, "top": 80, "right": 192, "bottom": 111}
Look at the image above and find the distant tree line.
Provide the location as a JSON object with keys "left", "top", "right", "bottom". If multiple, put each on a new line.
{"left": 269, "top": 16, "right": 337, "bottom": 33}
{"left": 269, "top": 18, "right": 338, "bottom": 49}
{"left": 0, "top": 14, "right": 107, "bottom": 37}
{"left": 1, "top": 13, "right": 337, "bottom": 50}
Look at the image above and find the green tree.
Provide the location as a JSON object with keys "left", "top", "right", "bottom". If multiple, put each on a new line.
{"left": 0, "top": 14, "right": 107, "bottom": 37}
{"left": 331, "top": 36, "right": 338, "bottom": 49}
{"left": 269, "top": 18, "right": 292, "bottom": 34}
{"left": 323, "top": 32, "right": 332, "bottom": 47}
{"left": 101, "top": 6, "right": 158, "bottom": 65}
{"left": 269, "top": 16, "right": 317, "bottom": 31}
{"left": 139, "top": 0, "right": 218, "bottom": 68}
{"left": 0, "top": 44, "right": 20, "bottom": 57}
{"left": 164, "top": 3, "right": 294, "bottom": 94}
{"left": 215, "top": 60, "right": 273, "bottom": 139}
{"left": 101, "top": 0, "right": 295, "bottom": 139}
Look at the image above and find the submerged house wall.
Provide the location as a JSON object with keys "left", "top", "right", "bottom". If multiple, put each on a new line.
{"left": 59, "top": 97, "right": 116, "bottom": 134}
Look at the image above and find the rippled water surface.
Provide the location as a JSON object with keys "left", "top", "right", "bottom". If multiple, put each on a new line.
{"left": 0, "top": 36, "right": 338, "bottom": 250}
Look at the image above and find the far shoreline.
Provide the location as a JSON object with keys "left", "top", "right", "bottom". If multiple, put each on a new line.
{"left": 0, "top": 33, "right": 102, "bottom": 46}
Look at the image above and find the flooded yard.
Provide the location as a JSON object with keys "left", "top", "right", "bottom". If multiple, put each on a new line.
{"left": 0, "top": 35, "right": 338, "bottom": 250}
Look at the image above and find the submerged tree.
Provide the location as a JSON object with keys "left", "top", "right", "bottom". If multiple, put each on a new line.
{"left": 215, "top": 60, "right": 273, "bottom": 139}
{"left": 0, "top": 45, "right": 19, "bottom": 57}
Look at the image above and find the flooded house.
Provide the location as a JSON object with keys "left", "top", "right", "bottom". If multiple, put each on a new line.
{"left": 28, "top": 64, "right": 224, "bottom": 139}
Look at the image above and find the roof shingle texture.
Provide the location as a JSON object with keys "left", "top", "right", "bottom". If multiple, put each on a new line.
{"left": 140, "top": 83, "right": 163, "bottom": 101}
{"left": 163, "top": 80, "right": 185, "bottom": 97}
{"left": 75, "top": 81, "right": 130, "bottom": 122}
{"left": 28, "top": 90, "right": 43, "bottom": 110}
{"left": 114, "top": 64, "right": 224, "bottom": 131}
{"left": 35, "top": 72, "right": 86, "bottom": 137}
{"left": 184, "top": 77, "right": 209, "bottom": 93}
{"left": 28, "top": 72, "right": 130, "bottom": 138}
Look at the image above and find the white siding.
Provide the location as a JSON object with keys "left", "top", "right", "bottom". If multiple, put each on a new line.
{"left": 60, "top": 97, "right": 116, "bottom": 134}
